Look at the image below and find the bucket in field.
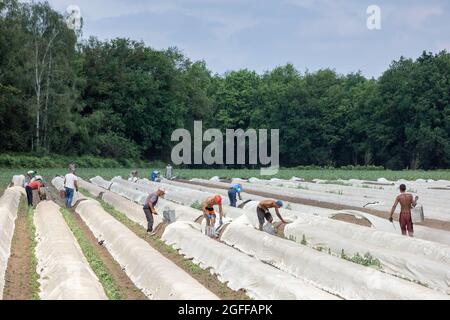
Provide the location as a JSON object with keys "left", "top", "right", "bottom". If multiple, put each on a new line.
{"left": 412, "top": 204, "right": 424, "bottom": 223}
{"left": 163, "top": 209, "right": 176, "bottom": 223}
{"left": 263, "top": 223, "right": 276, "bottom": 235}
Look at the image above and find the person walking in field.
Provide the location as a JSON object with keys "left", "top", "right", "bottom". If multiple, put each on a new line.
{"left": 202, "top": 195, "right": 224, "bottom": 237}
{"left": 256, "top": 199, "right": 287, "bottom": 231}
{"left": 389, "top": 184, "right": 418, "bottom": 237}
{"left": 166, "top": 164, "right": 173, "bottom": 180}
{"left": 143, "top": 188, "right": 166, "bottom": 234}
{"left": 228, "top": 183, "right": 242, "bottom": 207}
{"left": 64, "top": 164, "right": 79, "bottom": 208}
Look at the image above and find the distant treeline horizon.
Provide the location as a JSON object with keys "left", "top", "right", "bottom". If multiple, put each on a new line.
{"left": 0, "top": 0, "right": 449, "bottom": 170}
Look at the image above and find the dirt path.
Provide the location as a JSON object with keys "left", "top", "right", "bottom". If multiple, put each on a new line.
{"left": 3, "top": 196, "right": 33, "bottom": 299}
{"left": 46, "top": 183, "right": 146, "bottom": 300}
{"left": 182, "top": 179, "right": 450, "bottom": 232}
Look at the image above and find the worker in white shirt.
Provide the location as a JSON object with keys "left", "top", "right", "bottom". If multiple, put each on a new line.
{"left": 64, "top": 164, "right": 79, "bottom": 208}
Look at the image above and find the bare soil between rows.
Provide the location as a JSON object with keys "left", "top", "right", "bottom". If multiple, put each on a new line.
{"left": 46, "top": 183, "right": 147, "bottom": 300}
{"left": 182, "top": 179, "right": 450, "bottom": 232}
{"left": 3, "top": 196, "right": 33, "bottom": 300}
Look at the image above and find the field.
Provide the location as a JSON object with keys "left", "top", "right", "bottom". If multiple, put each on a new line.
{"left": 1, "top": 168, "right": 450, "bottom": 300}
{"left": 2, "top": 168, "right": 450, "bottom": 189}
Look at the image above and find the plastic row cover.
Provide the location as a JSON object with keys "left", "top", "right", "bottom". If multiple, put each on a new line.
{"left": 11, "top": 175, "right": 25, "bottom": 187}
{"left": 76, "top": 199, "right": 218, "bottom": 300}
{"left": 0, "top": 186, "right": 24, "bottom": 299}
{"left": 193, "top": 178, "right": 450, "bottom": 246}
{"left": 78, "top": 178, "right": 105, "bottom": 197}
{"left": 162, "top": 221, "right": 340, "bottom": 300}
{"left": 283, "top": 218, "right": 450, "bottom": 293}
{"left": 106, "top": 182, "right": 202, "bottom": 223}
{"left": 34, "top": 201, "right": 107, "bottom": 299}
{"left": 90, "top": 176, "right": 113, "bottom": 190}
{"left": 51, "top": 176, "right": 87, "bottom": 207}
{"left": 221, "top": 219, "right": 450, "bottom": 300}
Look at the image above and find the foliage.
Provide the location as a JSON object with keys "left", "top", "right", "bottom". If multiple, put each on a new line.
{"left": 0, "top": 1, "right": 449, "bottom": 170}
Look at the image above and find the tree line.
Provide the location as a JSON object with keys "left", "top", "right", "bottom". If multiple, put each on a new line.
{"left": 1, "top": 0, "right": 449, "bottom": 170}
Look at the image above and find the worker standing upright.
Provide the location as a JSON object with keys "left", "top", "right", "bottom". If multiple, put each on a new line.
{"left": 166, "top": 164, "right": 173, "bottom": 180}
{"left": 64, "top": 164, "right": 79, "bottom": 208}
{"left": 389, "top": 184, "right": 418, "bottom": 237}
{"left": 227, "top": 183, "right": 242, "bottom": 207}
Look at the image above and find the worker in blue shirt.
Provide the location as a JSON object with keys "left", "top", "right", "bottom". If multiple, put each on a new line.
{"left": 228, "top": 183, "right": 242, "bottom": 207}
{"left": 150, "top": 170, "right": 160, "bottom": 182}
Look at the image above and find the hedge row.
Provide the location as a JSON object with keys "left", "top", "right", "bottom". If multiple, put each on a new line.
{"left": 0, "top": 154, "right": 149, "bottom": 168}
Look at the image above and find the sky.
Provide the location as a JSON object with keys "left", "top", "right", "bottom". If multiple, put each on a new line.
{"left": 29, "top": 0, "right": 450, "bottom": 78}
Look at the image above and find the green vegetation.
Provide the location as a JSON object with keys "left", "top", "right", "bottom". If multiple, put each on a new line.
{"left": 1, "top": 0, "right": 449, "bottom": 170}
{"left": 2, "top": 168, "right": 450, "bottom": 191}
{"left": 27, "top": 207, "right": 40, "bottom": 300}
{"left": 60, "top": 208, "right": 122, "bottom": 300}
{"left": 190, "top": 200, "right": 203, "bottom": 210}
{"left": 341, "top": 250, "right": 382, "bottom": 269}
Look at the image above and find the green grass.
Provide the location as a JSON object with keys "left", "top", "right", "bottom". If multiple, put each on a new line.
{"left": 60, "top": 208, "right": 122, "bottom": 300}
{"left": 27, "top": 206, "right": 40, "bottom": 300}
{"left": 2, "top": 167, "right": 450, "bottom": 189}
{"left": 190, "top": 200, "right": 203, "bottom": 210}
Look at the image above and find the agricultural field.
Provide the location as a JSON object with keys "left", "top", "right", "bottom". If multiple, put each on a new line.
{"left": 1, "top": 170, "right": 450, "bottom": 300}
{"left": 2, "top": 168, "right": 450, "bottom": 189}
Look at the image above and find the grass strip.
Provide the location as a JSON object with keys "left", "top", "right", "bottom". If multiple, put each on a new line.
{"left": 60, "top": 207, "right": 122, "bottom": 300}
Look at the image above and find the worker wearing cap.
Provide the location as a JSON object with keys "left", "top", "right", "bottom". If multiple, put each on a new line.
{"left": 202, "top": 195, "right": 224, "bottom": 237}
{"left": 256, "top": 199, "right": 287, "bottom": 231}
{"left": 25, "top": 175, "right": 44, "bottom": 207}
{"left": 143, "top": 188, "right": 166, "bottom": 233}
{"left": 228, "top": 183, "right": 242, "bottom": 207}
{"left": 150, "top": 170, "right": 160, "bottom": 182}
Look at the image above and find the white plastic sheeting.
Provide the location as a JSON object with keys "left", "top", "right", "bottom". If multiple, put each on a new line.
{"left": 241, "top": 201, "right": 450, "bottom": 263}
{"left": 77, "top": 178, "right": 105, "bottom": 197}
{"left": 76, "top": 199, "right": 218, "bottom": 300}
{"left": 192, "top": 178, "right": 450, "bottom": 246}
{"left": 11, "top": 175, "right": 25, "bottom": 187}
{"left": 162, "top": 221, "right": 340, "bottom": 300}
{"left": 105, "top": 181, "right": 203, "bottom": 223}
{"left": 221, "top": 220, "right": 450, "bottom": 300}
{"left": 51, "top": 176, "right": 87, "bottom": 207}
{"left": 283, "top": 217, "right": 450, "bottom": 293}
{"left": 90, "top": 176, "right": 113, "bottom": 190}
{"left": 238, "top": 177, "right": 450, "bottom": 222}
{"left": 101, "top": 190, "right": 163, "bottom": 230}
{"left": 0, "top": 186, "right": 24, "bottom": 299}
{"left": 34, "top": 201, "right": 107, "bottom": 300}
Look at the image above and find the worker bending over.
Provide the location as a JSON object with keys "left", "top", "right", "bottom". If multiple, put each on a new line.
{"left": 256, "top": 199, "right": 287, "bottom": 231}
{"left": 228, "top": 183, "right": 242, "bottom": 207}
{"left": 390, "top": 184, "right": 418, "bottom": 237}
{"left": 143, "top": 188, "right": 166, "bottom": 234}
{"left": 202, "top": 195, "right": 224, "bottom": 237}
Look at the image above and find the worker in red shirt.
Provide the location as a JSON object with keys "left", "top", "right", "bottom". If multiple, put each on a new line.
{"left": 25, "top": 175, "right": 43, "bottom": 207}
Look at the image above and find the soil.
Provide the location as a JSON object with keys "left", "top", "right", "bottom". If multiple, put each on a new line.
{"left": 46, "top": 183, "right": 147, "bottom": 300}
{"left": 183, "top": 179, "right": 450, "bottom": 232}
{"left": 2, "top": 196, "right": 32, "bottom": 300}
{"left": 331, "top": 213, "right": 372, "bottom": 227}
